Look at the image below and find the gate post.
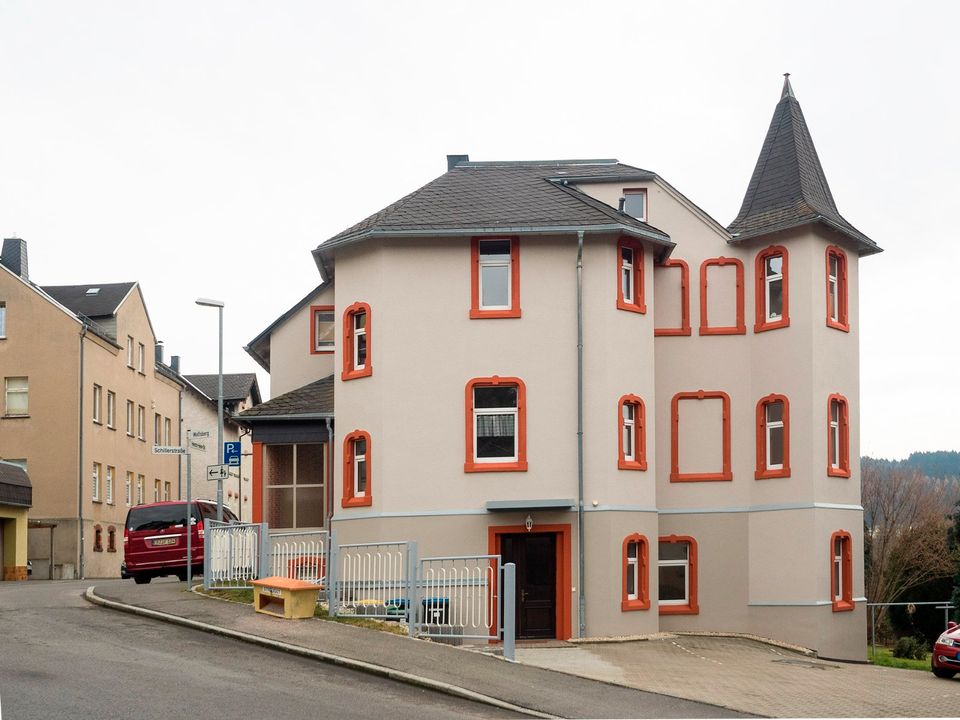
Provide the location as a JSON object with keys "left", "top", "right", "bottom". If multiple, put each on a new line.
{"left": 203, "top": 524, "right": 211, "bottom": 591}
{"left": 327, "top": 533, "right": 338, "bottom": 616}
{"left": 406, "top": 541, "right": 419, "bottom": 636}
{"left": 258, "top": 522, "right": 270, "bottom": 580}
{"left": 503, "top": 562, "right": 516, "bottom": 662}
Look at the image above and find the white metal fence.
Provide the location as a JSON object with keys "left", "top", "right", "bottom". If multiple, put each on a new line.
{"left": 329, "top": 540, "right": 412, "bottom": 619}
{"left": 204, "top": 521, "right": 265, "bottom": 590}
{"left": 269, "top": 530, "right": 328, "bottom": 585}
{"left": 415, "top": 554, "right": 501, "bottom": 641}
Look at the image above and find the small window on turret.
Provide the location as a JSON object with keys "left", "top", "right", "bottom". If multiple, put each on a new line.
{"left": 754, "top": 246, "right": 789, "bottom": 332}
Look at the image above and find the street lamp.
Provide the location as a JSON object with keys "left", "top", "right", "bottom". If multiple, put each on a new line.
{"left": 196, "top": 297, "right": 225, "bottom": 522}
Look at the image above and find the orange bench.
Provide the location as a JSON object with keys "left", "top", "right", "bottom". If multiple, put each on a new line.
{"left": 251, "top": 576, "right": 319, "bottom": 619}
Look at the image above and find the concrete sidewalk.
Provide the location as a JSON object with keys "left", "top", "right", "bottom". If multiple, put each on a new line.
{"left": 88, "top": 579, "right": 746, "bottom": 719}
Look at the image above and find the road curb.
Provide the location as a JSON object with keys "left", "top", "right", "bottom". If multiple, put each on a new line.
{"left": 84, "top": 586, "right": 554, "bottom": 719}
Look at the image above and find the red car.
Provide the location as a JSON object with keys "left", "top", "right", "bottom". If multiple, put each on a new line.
{"left": 121, "top": 500, "right": 238, "bottom": 584}
{"left": 932, "top": 621, "right": 960, "bottom": 678}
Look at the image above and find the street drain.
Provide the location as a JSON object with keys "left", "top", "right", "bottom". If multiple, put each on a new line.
{"left": 773, "top": 658, "right": 839, "bottom": 670}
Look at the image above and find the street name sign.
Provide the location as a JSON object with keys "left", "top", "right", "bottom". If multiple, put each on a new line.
{"left": 207, "top": 464, "right": 229, "bottom": 481}
{"left": 153, "top": 446, "right": 186, "bottom": 455}
{"left": 189, "top": 430, "right": 211, "bottom": 439}
{"left": 190, "top": 441, "right": 207, "bottom": 452}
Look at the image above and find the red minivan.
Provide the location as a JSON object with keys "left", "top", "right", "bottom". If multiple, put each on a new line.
{"left": 122, "top": 500, "right": 238, "bottom": 584}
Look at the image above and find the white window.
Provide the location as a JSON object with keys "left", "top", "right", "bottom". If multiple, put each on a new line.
{"left": 105, "top": 466, "right": 114, "bottom": 504}
{"left": 658, "top": 541, "right": 690, "bottom": 606}
{"left": 622, "top": 402, "right": 635, "bottom": 462}
{"left": 125, "top": 472, "right": 133, "bottom": 506}
{"left": 626, "top": 539, "right": 640, "bottom": 601}
{"left": 137, "top": 343, "right": 145, "bottom": 373}
{"left": 153, "top": 479, "right": 160, "bottom": 503}
{"left": 137, "top": 405, "right": 145, "bottom": 440}
{"left": 93, "top": 384, "right": 102, "bottom": 423}
{"left": 4, "top": 377, "right": 28, "bottom": 416}
{"left": 833, "top": 536, "right": 844, "bottom": 602}
{"left": 764, "top": 255, "right": 784, "bottom": 321}
{"left": 828, "top": 255, "right": 839, "bottom": 323}
{"left": 0, "top": 301, "right": 6, "bottom": 338}
{"left": 478, "top": 240, "right": 512, "bottom": 310}
{"left": 136, "top": 475, "right": 144, "bottom": 505}
{"left": 473, "top": 385, "right": 518, "bottom": 463}
{"left": 353, "top": 436, "right": 367, "bottom": 497}
{"left": 154, "top": 414, "right": 162, "bottom": 444}
{"left": 106, "top": 391, "right": 116, "bottom": 428}
{"left": 164, "top": 418, "right": 171, "bottom": 445}
{"left": 91, "top": 462, "right": 102, "bottom": 502}
{"left": 313, "top": 307, "right": 335, "bottom": 352}
{"left": 765, "top": 401, "right": 785, "bottom": 471}
{"left": 163, "top": 481, "right": 171, "bottom": 502}
{"left": 127, "top": 336, "right": 134, "bottom": 367}
{"left": 621, "top": 189, "right": 647, "bottom": 221}
{"left": 126, "top": 400, "right": 134, "bottom": 436}
{"left": 830, "top": 400, "right": 841, "bottom": 469}
{"left": 352, "top": 310, "right": 367, "bottom": 370}
{"left": 620, "top": 246, "right": 635, "bottom": 304}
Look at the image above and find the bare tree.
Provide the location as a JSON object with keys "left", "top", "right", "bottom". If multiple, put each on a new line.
{"left": 863, "top": 463, "right": 958, "bottom": 610}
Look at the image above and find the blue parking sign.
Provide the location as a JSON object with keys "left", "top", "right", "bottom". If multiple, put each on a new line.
{"left": 224, "top": 442, "right": 241, "bottom": 466}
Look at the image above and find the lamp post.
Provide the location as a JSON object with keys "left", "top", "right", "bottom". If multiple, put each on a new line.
{"left": 195, "top": 297, "right": 225, "bottom": 522}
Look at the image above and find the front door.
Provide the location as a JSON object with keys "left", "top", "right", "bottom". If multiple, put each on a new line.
{"left": 500, "top": 533, "right": 557, "bottom": 639}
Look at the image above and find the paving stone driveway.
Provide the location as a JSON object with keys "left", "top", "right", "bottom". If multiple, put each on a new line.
{"left": 516, "top": 635, "right": 960, "bottom": 717}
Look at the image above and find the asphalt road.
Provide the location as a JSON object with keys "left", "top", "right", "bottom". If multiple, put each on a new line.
{"left": 0, "top": 579, "right": 518, "bottom": 720}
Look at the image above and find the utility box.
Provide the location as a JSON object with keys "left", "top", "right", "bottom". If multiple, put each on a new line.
{"left": 251, "top": 576, "right": 319, "bottom": 619}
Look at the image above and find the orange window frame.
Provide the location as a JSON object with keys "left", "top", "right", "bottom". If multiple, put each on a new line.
{"left": 699, "top": 257, "right": 746, "bottom": 335}
{"left": 342, "top": 429, "right": 372, "bottom": 508}
{"left": 670, "top": 391, "right": 732, "bottom": 482}
{"left": 825, "top": 246, "right": 850, "bottom": 331}
{"left": 310, "top": 304, "right": 335, "bottom": 355}
{"left": 618, "top": 394, "right": 647, "bottom": 471}
{"left": 341, "top": 302, "right": 372, "bottom": 381}
{"left": 470, "top": 237, "right": 521, "bottom": 319}
{"left": 754, "top": 245, "right": 790, "bottom": 332}
{"left": 827, "top": 393, "right": 851, "bottom": 477}
{"left": 654, "top": 259, "right": 691, "bottom": 336}
{"left": 464, "top": 376, "right": 527, "bottom": 473}
{"left": 830, "top": 530, "right": 854, "bottom": 612}
{"left": 755, "top": 394, "right": 791, "bottom": 480}
{"left": 658, "top": 534, "right": 699, "bottom": 616}
{"left": 616, "top": 237, "right": 646, "bottom": 314}
{"left": 621, "top": 534, "right": 650, "bottom": 611}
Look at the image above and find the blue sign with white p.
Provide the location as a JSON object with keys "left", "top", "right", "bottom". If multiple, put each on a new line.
{"left": 224, "top": 442, "right": 241, "bottom": 467}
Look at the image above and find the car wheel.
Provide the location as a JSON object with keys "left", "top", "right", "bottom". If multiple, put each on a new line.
{"left": 133, "top": 574, "right": 151, "bottom": 585}
{"left": 932, "top": 667, "right": 956, "bottom": 679}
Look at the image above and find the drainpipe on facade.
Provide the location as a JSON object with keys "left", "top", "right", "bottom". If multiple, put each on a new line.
{"left": 576, "top": 230, "right": 586, "bottom": 638}
{"left": 78, "top": 324, "right": 87, "bottom": 579}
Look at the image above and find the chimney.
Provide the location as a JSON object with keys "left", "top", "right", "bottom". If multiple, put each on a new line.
{"left": 1, "top": 238, "right": 28, "bottom": 280}
{"left": 446, "top": 154, "right": 469, "bottom": 171}
{"left": 155, "top": 342, "right": 164, "bottom": 365}
{"left": 171, "top": 355, "right": 181, "bottom": 374}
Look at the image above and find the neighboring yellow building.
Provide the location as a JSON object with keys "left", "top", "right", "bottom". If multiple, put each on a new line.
{"left": 0, "top": 238, "right": 182, "bottom": 578}
{"left": 0, "top": 460, "right": 31, "bottom": 580}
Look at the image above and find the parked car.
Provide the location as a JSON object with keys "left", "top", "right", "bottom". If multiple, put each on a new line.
{"left": 122, "top": 500, "right": 239, "bottom": 584}
{"left": 932, "top": 621, "right": 960, "bottom": 678}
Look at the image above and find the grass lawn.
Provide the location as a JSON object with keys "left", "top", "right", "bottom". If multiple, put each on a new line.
{"left": 197, "top": 586, "right": 407, "bottom": 636}
{"left": 868, "top": 646, "right": 931, "bottom": 671}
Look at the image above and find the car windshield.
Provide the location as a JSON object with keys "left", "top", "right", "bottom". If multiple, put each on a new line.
{"left": 127, "top": 504, "right": 191, "bottom": 532}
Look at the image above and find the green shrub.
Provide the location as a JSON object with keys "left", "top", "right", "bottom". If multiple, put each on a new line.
{"left": 892, "top": 635, "right": 927, "bottom": 660}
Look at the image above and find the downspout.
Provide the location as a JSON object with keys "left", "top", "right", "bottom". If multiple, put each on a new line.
{"left": 78, "top": 324, "right": 87, "bottom": 579}
{"left": 177, "top": 386, "right": 183, "bottom": 499}
{"left": 576, "top": 230, "right": 586, "bottom": 638}
{"left": 325, "top": 417, "right": 334, "bottom": 529}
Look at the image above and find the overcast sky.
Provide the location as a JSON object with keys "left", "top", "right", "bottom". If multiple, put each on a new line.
{"left": 1, "top": 1, "right": 956, "bottom": 460}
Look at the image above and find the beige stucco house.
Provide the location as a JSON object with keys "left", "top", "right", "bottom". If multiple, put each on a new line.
{"left": 0, "top": 240, "right": 182, "bottom": 578}
{"left": 241, "top": 78, "right": 879, "bottom": 660}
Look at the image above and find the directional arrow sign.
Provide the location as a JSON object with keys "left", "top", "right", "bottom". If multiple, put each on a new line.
{"left": 207, "top": 464, "right": 229, "bottom": 481}
{"left": 153, "top": 446, "right": 186, "bottom": 455}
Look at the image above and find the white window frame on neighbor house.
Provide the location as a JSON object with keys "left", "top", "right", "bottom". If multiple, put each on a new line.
{"left": 137, "top": 342, "right": 145, "bottom": 374}
{"left": 127, "top": 336, "right": 134, "bottom": 367}
{"left": 164, "top": 417, "right": 171, "bottom": 445}
{"left": 137, "top": 405, "right": 145, "bottom": 441}
{"left": 136, "top": 475, "right": 144, "bottom": 505}
{"left": 0, "top": 301, "right": 6, "bottom": 338}
{"left": 105, "top": 466, "right": 114, "bottom": 504}
{"left": 92, "top": 462, "right": 102, "bottom": 502}
{"left": 153, "top": 479, "right": 160, "bottom": 503}
{"left": 163, "top": 481, "right": 171, "bottom": 501}
{"left": 125, "top": 471, "right": 133, "bottom": 506}
{"left": 4, "top": 376, "right": 29, "bottom": 416}
{"left": 106, "top": 391, "right": 116, "bottom": 429}
{"left": 126, "top": 400, "right": 134, "bottom": 436}
{"left": 621, "top": 188, "right": 647, "bottom": 221}
{"left": 93, "top": 384, "right": 102, "bottom": 424}
{"left": 154, "top": 413, "right": 162, "bottom": 444}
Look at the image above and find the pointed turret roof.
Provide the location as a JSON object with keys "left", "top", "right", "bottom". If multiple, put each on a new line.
{"left": 728, "top": 75, "right": 880, "bottom": 255}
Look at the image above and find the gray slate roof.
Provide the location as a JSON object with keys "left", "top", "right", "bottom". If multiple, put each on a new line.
{"left": 314, "top": 160, "right": 674, "bottom": 277}
{"left": 0, "top": 461, "right": 32, "bottom": 507}
{"left": 236, "top": 375, "right": 333, "bottom": 420}
{"left": 244, "top": 284, "right": 327, "bottom": 373}
{"left": 728, "top": 77, "right": 880, "bottom": 255}
{"left": 184, "top": 373, "right": 262, "bottom": 405}
{"left": 41, "top": 282, "right": 136, "bottom": 318}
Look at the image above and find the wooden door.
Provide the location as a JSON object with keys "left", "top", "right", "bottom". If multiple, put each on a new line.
{"left": 501, "top": 533, "right": 556, "bottom": 639}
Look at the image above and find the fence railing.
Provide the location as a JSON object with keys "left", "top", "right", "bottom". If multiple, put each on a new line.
{"left": 415, "top": 554, "right": 501, "bottom": 641}
{"left": 204, "top": 521, "right": 267, "bottom": 590}
{"left": 269, "top": 530, "right": 329, "bottom": 588}
{"left": 329, "top": 540, "right": 413, "bottom": 620}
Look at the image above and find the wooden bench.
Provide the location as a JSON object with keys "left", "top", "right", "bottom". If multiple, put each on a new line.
{"left": 251, "top": 576, "right": 319, "bottom": 619}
